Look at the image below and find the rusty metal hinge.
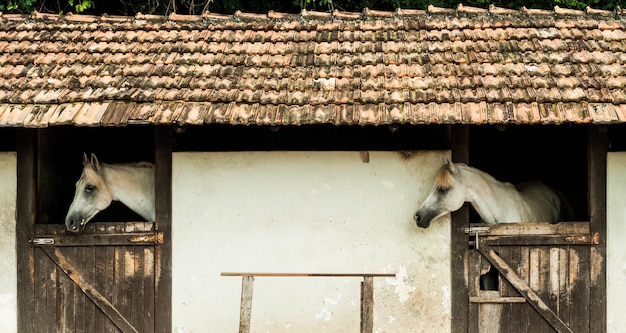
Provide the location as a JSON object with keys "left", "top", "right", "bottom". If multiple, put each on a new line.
{"left": 129, "top": 231, "right": 164, "bottom": 244}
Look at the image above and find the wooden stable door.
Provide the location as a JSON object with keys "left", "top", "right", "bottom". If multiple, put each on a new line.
{"left": 28, "top": 222, "right": 163, "bottom": 333}
{"left": 467, "top": 222, "right": 599, "bottom": 333}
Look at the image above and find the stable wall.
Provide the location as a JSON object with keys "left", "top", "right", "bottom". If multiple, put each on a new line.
{"left": 172, "top": 151, "right": 451, "bottom": 332}
{"left": 0, "top": 152, "right": 16, "bottom": 333}
{"left": 607, "top": 152, "right": 626, "bottom": 332}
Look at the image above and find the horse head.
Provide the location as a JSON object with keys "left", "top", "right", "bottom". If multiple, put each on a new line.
{"left": 413, "top": 160, "right": 466, "bottom": 228}
{"left": 65, "top": 153, "right": 113, "bottom": 233}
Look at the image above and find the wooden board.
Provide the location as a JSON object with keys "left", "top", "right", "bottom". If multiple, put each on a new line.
{"left": 27, "top": 223, "right": 159, "bottom": 333}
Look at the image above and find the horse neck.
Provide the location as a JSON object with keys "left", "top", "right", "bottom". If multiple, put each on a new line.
{"left": 458, "top": 165, "right": 518, "bottom": 224}
{"left": 100, "top": 163, "right": 155, "bottom": 221}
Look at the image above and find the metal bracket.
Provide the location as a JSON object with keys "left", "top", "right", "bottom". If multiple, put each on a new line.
{"left": 464, "top": 226, "right": 490, "bottom": 249}
{"left": 130, "top": 231, "right": 164, "bottom": 244}
{"left": 29, "top": 237, "right": 54, "bottom": 245}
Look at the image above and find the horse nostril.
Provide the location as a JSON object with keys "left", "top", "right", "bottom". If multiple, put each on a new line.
{"left": 414, "top": 214, "right": 420, "bottom": 222}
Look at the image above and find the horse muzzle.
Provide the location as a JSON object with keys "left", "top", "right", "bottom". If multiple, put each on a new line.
{"left": 65, "top": 216, "right": 87, "bottom": 233}
{"left": 414, "top": 210, "right": 433, "bottom": 228}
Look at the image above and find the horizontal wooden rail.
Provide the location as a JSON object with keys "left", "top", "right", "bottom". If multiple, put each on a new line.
{"left": 222, "top": 272, "right": 395, "bottom": 333}
{"left": 221, "top": 272, "right": 396, "bottom": 277}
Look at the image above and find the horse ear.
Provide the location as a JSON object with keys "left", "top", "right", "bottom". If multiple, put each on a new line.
{"left": 83, "top": 152, "right": 89, "bottom": 166}
{"left": 441, "top": 155, "right": 455, "bottom": 169}
{"left": 448, "top": 160, "right": 456, "bottom": 173}
{"left": 90, "top": 153, "right": 101, "bottom": 171}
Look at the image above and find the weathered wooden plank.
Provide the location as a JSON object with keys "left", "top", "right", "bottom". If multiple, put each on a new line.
{"left": 537, "top": 246, "right": 551, "bottom": 333}
{"left": 239, "top": 276, "right": 254, "bottom": 333}
{"left": 478, "top": 244, "right": 573, "bottom": 333}
{"left": 518, "top": 246, "right": 532, "bottom": 333}
{"left": 498, "top": 247, "right": 512, "bottom": 333}
{"left": 143, "top": 247, "right": 156, "bottom": 333}
{"left": 470, "top": 296, "right": 526, "bottom": 303}
{"left": 477, "top": 290, "right": 502, "bottom": 333}
{"left": 508, "top": 246, "right": 524, "bottom": 333}
{"left": 470, "top": 222, "right": 590, "bottom": 236}
{"left": 468, "top": 249, "right": 480, "bottom": 333}
{"left": 361, "top": 276, "right": 374, "bottom": 333}
{"left": 85, "top": 245, "right": 97, "bottom": 333}
{"left": 588, "top": 125, "right": 606, "bottom": 333}
{"left": 17, "top": 129, "right": 36, "bottom": 333}
{"left": 451, "top": 124, "right": 469, "bottom": 333}
{"left": 154, "top": 125, "right": 173, "bottom": 333}
{"left": 34, "top": 247, "right": 52, "bottom": 333}
{"left": 74, "top": 246, "right": 87, "bottom": 333}
{"left": 104, "top": 244, "right": 117, "bottom": 332}
{"left": 42, "top": 246, "right": 139, "bottom": 333}
{"left": 133, "top": 247, "right": 143, "bottom": 333}
{"left": 557, "top": 247, "right": 571, "bottom": 329}
{"left": 31, "top": 231, "right": 164, "bottom": 247}
{"left": 569, "top": 246, "right": 590, "bottom": 332}
{"left": 221, "top": 272, "right": 395, "bottom": 277}
{"left": 122, "top": 247, "right": 136, "bottom": 333}
{"left": 481, "top": 234, "right": 598, "bottom": 246}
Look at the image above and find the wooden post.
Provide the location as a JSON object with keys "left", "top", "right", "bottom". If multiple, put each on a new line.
{"left": 451, "top": 125, "right": 470, "bottom": 332}
{"left": 16, "top": 129, "right": 36, "bottom": 332}
{"left": 588, "top": 125, "right": 607, "bottom": 333}
{"left": 239, "top": 276, "right": 255, "bottom": 333}
{"left": 154, "top": 126, "right": 173, "bottom": 333}
{"left": 360, "top": 276, "right": 374, "bottom": 333}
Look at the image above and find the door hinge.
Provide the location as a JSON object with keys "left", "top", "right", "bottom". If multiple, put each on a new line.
{"left": 130, "top": 231, "right": 164, "bottom": 244}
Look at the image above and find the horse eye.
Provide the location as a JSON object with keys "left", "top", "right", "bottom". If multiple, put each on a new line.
{"left": 437, "top": 187, "right": 449, "bottom": 195}
{"left": 85, "top": 184, "right": 96, "bottom": 193}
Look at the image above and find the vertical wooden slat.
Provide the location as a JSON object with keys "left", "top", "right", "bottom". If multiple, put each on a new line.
{"left": 557, "top": 247, "right": 570, "bottom": 329}
{"left": 34, "top": 247, "right": 53, "bottom": 333}
{"left": 74, "top": 246, "right": 86, "bottom": 333}
{"left": 451, "top": 124, "right": 469, "bottom": 333}
{"left": 498, "top": 246, "right": 512, "bottom": 333}
{"left": 85, "top": 245, "right": 97, "bottom": 333}
{"left": 143, "top": 247, "right": 156, "bottom": 333}
{"left": 519, "top": 246, "right": 532, "bottom": 332}
{"left": 588, "top": 125, "right": 607, "bottom": 333}
{"left": 154, "top": 125, "right": 173, "bottom": 333}
{"left": 468, "top": 249, "right": 480, "bottom": 333}
{"left": 17, "top": 129, "right": 36, "bottom": 333}
{"left": 239, "top": 276, "right": 255, "bottom": 333}
{"left": 569, "top": 245, "right": 590, "bottom": 332}
{"left": 360, "top": 276, "right": 374, "bottom": 333}
{"left": 104, "top": 241, "right": 115, "bottom": 333}
{"left": 133, "top": 247, "right": 143, "bottom": 333}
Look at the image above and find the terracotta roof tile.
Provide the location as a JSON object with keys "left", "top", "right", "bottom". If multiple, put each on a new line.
{"left": 0, "top": 6, "right": 625, "bottom": 126}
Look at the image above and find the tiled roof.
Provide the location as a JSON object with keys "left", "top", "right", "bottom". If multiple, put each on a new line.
{"left": 1, "top": 4, "right": 626, "bottom": 127}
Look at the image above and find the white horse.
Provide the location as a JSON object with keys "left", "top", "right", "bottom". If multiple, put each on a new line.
{"left": 413, "top": 160, "right": 571, "bottom": 228}
{"left": 65, "top": 153, "right": 155, "bottom": 233}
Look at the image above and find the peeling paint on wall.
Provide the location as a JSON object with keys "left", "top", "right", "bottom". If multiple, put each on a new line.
{"left": 385, "top": 266, "right": 416, "bottom": 303}
{"left": 0, "top": 153, "right": 16, "bottom": 333}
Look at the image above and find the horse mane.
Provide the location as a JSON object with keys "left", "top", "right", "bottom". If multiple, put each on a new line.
{"left": 434, "top": 164, "right": 454, "bottom": 190}
{"left": 101, "top": 161, "right": 155, "bottom": 169}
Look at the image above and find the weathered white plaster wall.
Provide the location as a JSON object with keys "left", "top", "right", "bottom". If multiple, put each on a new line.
{"left": 0, "top": 152, "right": 16, "bottom": 333}
{"left": 172, "top": 151, "right": 451, "bottom": 333}
{"left": 607, "top": 152, "right": 626, "bottom": 332}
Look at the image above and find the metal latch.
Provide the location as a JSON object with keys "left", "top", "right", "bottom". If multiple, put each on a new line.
{"left": 464, "top": 226, "right": 490, "bottom": 249}
{"left": 30, "top": 237, "right": 54, "bottom": 245}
